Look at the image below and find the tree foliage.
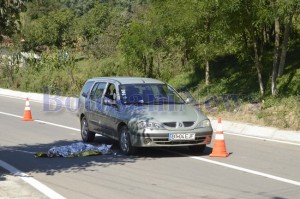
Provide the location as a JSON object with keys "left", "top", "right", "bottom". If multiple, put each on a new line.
{"left": 1, "top": 0, "right": 300, "bottom": 98}
{"left": 0, "top": 0, "right": 26, "bottom": 40}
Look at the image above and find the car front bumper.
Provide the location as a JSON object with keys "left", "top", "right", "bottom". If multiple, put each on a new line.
{"left": 129, "top": 127, "right": 213, "bottom": 147}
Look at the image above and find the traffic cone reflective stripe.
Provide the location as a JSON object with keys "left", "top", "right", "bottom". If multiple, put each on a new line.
{"left": 25, "top": 99, "right": 30, "bottom": 107}
{"left": 215, "top": 133, "right": 224, "bottom": 140}
{"left": 210, "top": 118, "right": 229, "bottom": 157}
{"left": 216, "top": 119, "right": 222, "bottom": 132}
{"left": 23, "top": 98, "right": 33, "bottom": 121}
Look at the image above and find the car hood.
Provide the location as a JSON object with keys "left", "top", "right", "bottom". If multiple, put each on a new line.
{"left": 123, "top": 103, "right": 208, "bottom": 124}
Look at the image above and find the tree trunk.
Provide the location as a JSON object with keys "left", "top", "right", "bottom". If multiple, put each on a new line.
{"left": 157, "top": 53, "right": 161, "bottom": 77}
{"left": 253, "top": 40, "right": 264, "bottom": 95}
{"left": 205, "top": 59, "right": 210, "bottom": 85}
{"left": 68, "top": 69, "right": 75, "bottom": 85}
{"left": 148, "top": 56, "right": 153, "bottom": 78}
{"left": 278, "top": 15, "right": 292, "bottom": 77}
{"left": 142, "top": 54, "right": 147, "bottom": 76}
{"left": 271, "top": 17, "right": 280, "bottom": 96}
{"left": 242, "top": 31, "right": 249, "bottom": 52}
{"left": 204, "top": 17, "right": 211, "bottom": 86}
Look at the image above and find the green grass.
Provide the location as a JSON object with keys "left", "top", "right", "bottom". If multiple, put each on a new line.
{"left": 1, "top": 39, "right": 300, "bottom": 130}
{"left": 166, "top": 42, "right": 300, "bottom": 130}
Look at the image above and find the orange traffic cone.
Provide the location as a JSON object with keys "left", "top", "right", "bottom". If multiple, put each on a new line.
{"left": 210, "top": 118, "right": 229, "bottom": 157}
{"left": 23, "top": 98, "right": 33, "bottom": 121}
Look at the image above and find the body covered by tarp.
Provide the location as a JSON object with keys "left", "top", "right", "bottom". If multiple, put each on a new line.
{"left": 35, "top": 142, "right": 112, "bottom": 157}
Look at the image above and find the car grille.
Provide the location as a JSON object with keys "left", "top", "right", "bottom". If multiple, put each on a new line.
{"left": 163, "top": 121, "right": 195, "bottom": 128}
{"left": 163, "top": 122, "right": 176, "bottom": 127}
{"left": 183, "top": 121, "right": 194, "bottom": 127}
{"left": 152, "top": 136, "right": 206, "bottom": 145}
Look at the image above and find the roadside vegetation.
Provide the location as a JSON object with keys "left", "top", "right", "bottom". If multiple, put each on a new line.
{"left": 0, "top": 0, "right": 299, "bottom": 130}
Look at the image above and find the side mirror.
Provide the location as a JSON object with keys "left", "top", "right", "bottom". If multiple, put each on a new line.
{"left": 82, "top": 92, "right": 87, "bottom": 98}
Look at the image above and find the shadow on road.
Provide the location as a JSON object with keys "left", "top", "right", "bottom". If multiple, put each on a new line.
{"left": 0, "top": 135, "right": 212, "bottom": 177}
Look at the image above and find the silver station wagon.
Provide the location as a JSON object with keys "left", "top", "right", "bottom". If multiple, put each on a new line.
{"left": 77, "top": 77, "right": 213, "bottom": 155}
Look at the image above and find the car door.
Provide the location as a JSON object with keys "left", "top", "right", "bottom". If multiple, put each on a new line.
{"left": 88, "top": 82, "right": 107, "bottom": 133}
{"left": 78, "top": 80, "right": 94, "bottom": 121}
{"left": 100, "top": 83, "right": 120, "bottom": 140}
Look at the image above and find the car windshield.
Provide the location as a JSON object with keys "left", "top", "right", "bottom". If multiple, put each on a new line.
{"left": 119, "top": 83, "right": 185, "bottom": 105}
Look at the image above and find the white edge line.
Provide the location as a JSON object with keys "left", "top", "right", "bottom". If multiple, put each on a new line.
{"left": 0, "top": 160, "right": 66, "bottom": 199}
{"left": 160, "top": 148, "right": 300, "bottom": 187}
{"left": 0, "top": 94, "right": 44, "bottom": 104}
{"left": 189, "top": 156, "right": 300, "bottom": 186}
{"left": 2, "top": 110, "right": 297, "bottom": 146}
{"left": 1, "top": 101, "right": 300, "bottom": 187}
{"left": 0, "top": 111, "right": 80, "bottom": 132}
{"left": 224, "top": 132, "right": 300, "bottom": 146}
{"left": 0, "top": 111, "right": 23, "bottom": 119}
{"left": 0, "top": 93, "right": 78, "bottom": 110}
{"left": 35, "top": 120, "right": 80, "bottom": 132}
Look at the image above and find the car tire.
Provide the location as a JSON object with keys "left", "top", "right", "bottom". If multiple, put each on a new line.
{"left": 81, "top": 116, "right": 95, "bottom": 142}
{"left": 119, "top": 125, "right": 136, "bottom": 155}
{"left": 189, "top": 145, "right": 206, "bottom": 153}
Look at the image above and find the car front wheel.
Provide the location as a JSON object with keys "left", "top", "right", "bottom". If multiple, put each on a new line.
{"left": 81, "top": 116, "right": 95, "bottom": 142}
{"left": 119, "top": 125, "right": 136, "bottom": 155}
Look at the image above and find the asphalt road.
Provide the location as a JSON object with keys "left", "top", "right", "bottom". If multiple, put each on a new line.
{"left": 0, "top": 96, "right": 300, "bottom": 199}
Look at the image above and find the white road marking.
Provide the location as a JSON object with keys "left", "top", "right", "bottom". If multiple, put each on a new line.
{"left": 1, "top": 110, "right": 299, "bottom": 146}
{"left": 0, "top": 111, "right": 80, "bottom": 132}
{"left": 190, "top": 156, "right": 300, "bottom": 186}
{"left": 0, "top": 111, "right": 23, "bottom": 119}
{"left": 224, "top": 132, "right": 300, "bottom": 146}
{"left": 162, "top": 149, "right": 300, "bottom": 187}
{"left": 1, "top": 94, "right": 299, "bottom": 146}
{"left": 0, "top": 93, "right": 77, "bottom": 109}
{"left": 35, "top": 120, "right": 80, "bottom": 132}
{"left": 0, "top": 160, "right": 65, "bottom": 199}
{"left": 1, "top": 109, "right": 300, "bottom": 188}
{"left": 0, "top": 94, "right": 43, "bottom": 104}
{"left": 0, "top": 147, "right": 36, "bottom": 154}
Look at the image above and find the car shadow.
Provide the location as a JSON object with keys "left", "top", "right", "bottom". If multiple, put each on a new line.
{"left": 0, "top": 135, "right": 212, "bottom": 177}
{"left": 93, "top": 135, "right": 213, "bottom": 158}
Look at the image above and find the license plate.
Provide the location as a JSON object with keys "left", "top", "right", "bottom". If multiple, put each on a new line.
{"left": 169, "top": 133, "right": 195, "bottom": 141}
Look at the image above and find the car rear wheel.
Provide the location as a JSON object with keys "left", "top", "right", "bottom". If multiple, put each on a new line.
{"left": 189, "top": 145, "right": 206, "bottom": 153}
{"left": 119, "top": 125, "right": 136, "bottom": 155}
{"left": 81, "top": 116, "right": 95, "bottom": 142}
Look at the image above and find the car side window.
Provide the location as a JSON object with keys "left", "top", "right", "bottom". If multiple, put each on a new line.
{"left": 104, "top": 83, "right": 116, "bottom": 100}
{"left": 90, "top": 82, "right": 107, "bottom": 101}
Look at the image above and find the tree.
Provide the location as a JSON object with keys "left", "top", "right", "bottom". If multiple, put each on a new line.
{"left": 22, "top": 8, "right": 76, "bottom": 49}
{"left": 0, "top": 54, "right": 19, "bottom": 86}
{"left": 222, "top": 0, "right": 272, "bottom": 95}
{"left": 120, "top": 3, "right": 164, "bottom": 77}
{"left": 271, "top": 0, "right": 300, "bottom": 95}
{"left": 191, "top": 0, "right": 235, "bottom": 85}
{"left": 277, "top": 0, "right": 300, "bottom": 77}
{"left": 150, "top": 0, "right": 237, "bottom": 85}
{"left": 61, "top": 0, "right": 98, "bottom": 16}
{"left": 0, "top": 0, "right": 26, "bottom": 41}
{"left": 24, "top": 0, "right": 61, "bottom": 20}
{"left": 271, "top": 1, "right": 280, "bottom": 96}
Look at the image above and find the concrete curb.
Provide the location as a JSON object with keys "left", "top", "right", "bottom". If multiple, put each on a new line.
{"left": 209, "top": 117, "right": 300, "bottom": 144}
{"left": 0, "top": 88, "right": 78, "bottom": 110}
{"left": 1, "top": 88, "right": 299, "bottom": 144}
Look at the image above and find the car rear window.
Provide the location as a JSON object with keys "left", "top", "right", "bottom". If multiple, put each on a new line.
{"left": 80, "top": 81, "right": 94, "bottom": 97}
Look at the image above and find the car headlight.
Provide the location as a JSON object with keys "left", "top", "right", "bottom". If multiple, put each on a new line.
{"left": 195, "top": 119, "right": 211, "bottom": 128}
{"left": 137, "top": 121, "right": 165, "bottom": 130}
